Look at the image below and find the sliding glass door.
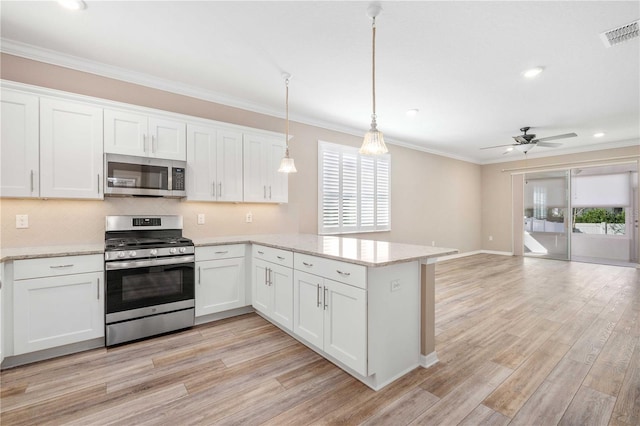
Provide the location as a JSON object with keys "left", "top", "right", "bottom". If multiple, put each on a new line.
{"left": 523, "top": 170, "right": 570, "bottom": 260}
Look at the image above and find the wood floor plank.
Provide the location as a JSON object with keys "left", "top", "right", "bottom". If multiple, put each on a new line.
{"left": 1, "top": 254, "right": 637, "bottom": 425}
{"left": 558, "top": 385, "right": 616, "bottom": 426}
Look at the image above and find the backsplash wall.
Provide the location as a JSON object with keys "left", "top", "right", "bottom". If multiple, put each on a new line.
{"left": 0, "top": 197, "right": 299, "bottom": 248}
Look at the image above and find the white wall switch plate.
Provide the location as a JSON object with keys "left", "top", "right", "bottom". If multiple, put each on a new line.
{"left": 197, "top": 213, "right": 205, "bottom": 225}
{"left": 246, "top": 213, "right": 253, "bottom": 223}
{"left": 16, "top": 214, "right": 29, "bottom": 229}
{"left": 391, "top": 280, "right": 401, "bottom": 292}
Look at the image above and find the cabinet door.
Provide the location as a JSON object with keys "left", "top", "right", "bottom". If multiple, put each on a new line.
{"left": 243, "top": 133, "right": 267, "bottom": 202}
{"left": 0, "top": 90, "right": 39, "bottom": 197}
{"left": 270, "top": 263, "right": 294, "bottom": 331}
{"left": 252, "top": 259, "right": 270, "bottom": 314}
{"left": 148, "top": 117, "right": 186, "bottom": 161}
{"left": 186, "top": 124, "right": 217, "bottom": 201}
{"left": 13, "top": 272, "right": 104, "bottom": 355}
{"left": 40, "top": 98, "right": 104, "bottom": 199}
{"left": 323, "top": 279, "right": 367, "bottom": 375}
{"left": 267, "top": 138, "right": 288, "bottom": 203}
{"left": 217, "top": 130, "right": 244, "bottom": 202}
{"left": 196, "top": 257, "right": 246, "bottom": 316}
{"left": 293, "top": 270, "right": 324, "bottom": 350}
{"left": 104, "top": 109, "right": 148, "bottom": 156}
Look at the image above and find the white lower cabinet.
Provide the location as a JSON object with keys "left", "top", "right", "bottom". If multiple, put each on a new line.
{"left": 13, "top": 255, "right": 104, "bottom": 355}
{"left": 293, "top": 270, "right": 367, "bottom": 375}
{"left": 195, "top": 245, "right": 246, "bottom": 316}
{"left": 252, "top": 258, "right": 293, "bottom": 331}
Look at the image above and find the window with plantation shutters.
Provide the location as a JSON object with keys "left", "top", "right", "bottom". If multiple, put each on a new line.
{"left": 318, "top": 141, "right": 391, "bottom": 235}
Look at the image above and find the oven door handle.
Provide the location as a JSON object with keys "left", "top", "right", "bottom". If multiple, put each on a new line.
{"left": 105, "top": 255, "right": 195, "bottom": 270}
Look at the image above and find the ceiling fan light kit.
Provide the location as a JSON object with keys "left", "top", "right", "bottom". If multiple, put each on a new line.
{"left": 360, "top": 3, "right": 389, "bottom": 156}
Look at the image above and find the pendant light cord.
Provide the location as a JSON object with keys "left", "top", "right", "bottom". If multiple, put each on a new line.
{"left": 372, "top": 17, "right": 377, "bottom": 118}
{"left": 285, "top": 78, "right": 290, "bottom": 154}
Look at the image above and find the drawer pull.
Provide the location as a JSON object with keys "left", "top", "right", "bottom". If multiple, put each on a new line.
{"left": 336, "top": 270, "right": 351, "bottom": 277}
{"left": 49, "top": 264, "right": 74, "bottom": 269}
{"left": 324, "top": 286, "right": 328, "bottom": 310}
{"left": 97, "top": 278, "right": 100, "bottom": 300}
{"left": 277, "top": 255, "right": 285, "bottom": 260}
{"left": 303, "top": 261, "right": 314, "bottom": 267}
{"left": 258, "top": 251, "right": 264, "bottom": 255}
{"left": 317, "top": 284, "right": 321, "bottom": 307}
{"left": 215, "top": 251, "right": 229, "bottom": 255}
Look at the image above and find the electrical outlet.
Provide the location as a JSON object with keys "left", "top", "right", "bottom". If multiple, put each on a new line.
{"left": 489, "top": 235, "right": 493, "bottom": 241}
{"left": 246, "top": 212, "right": 253, "bottom": 223}
{"left": 197, "top": 213, "right": 205, "bottom": 225}
{"left": 16, "top": 214, "right": 29, "bottom": 229}
{"left": 391, "top": 280, "right": 401, "bottom": 292}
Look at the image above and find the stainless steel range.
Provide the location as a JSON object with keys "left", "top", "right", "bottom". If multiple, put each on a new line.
{"left": 104, "top": 215, "right": 195, "bottom": 346}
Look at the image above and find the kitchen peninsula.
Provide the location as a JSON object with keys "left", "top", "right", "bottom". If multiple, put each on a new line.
{"left": 1, "top": 234, "right": 456, "bottom": 391}
{"left": 194, "top": 234, "right": 457, "bottom": 390}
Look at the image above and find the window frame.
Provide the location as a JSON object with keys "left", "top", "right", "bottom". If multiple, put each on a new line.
{"left": 317, "top": 140, "right": 391, "bottom": 235}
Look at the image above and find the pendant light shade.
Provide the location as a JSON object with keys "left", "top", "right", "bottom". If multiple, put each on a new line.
{"left": 360, "top": 4, "right": 388, "bottom": 155}
{"left": 278, "top": 74, "right": 297, "bottom": 173}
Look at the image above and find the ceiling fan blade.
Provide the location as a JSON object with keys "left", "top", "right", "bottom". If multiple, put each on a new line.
{"left": 480, "top": 144, "right": 517, "bottom": 150}
{"left": 536, "top": 141, "right": 562, "bottom": 148}
{"left": 534, "top": 132, "right": 577, "bottom": 143}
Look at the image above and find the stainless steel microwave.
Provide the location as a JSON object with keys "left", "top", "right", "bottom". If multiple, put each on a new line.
{"left": 104, "top": 154, "right": 186, "bottom": 198}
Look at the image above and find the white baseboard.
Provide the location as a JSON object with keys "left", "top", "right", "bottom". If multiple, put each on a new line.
{"left": 438, "top": 250, "right": 513, "bottom": 261}
{"left": 420, "top": 351, "right": 439, "bottom": 368}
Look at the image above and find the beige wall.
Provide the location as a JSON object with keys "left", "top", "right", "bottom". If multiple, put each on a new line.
{"left": 0, "top": 54, "right": 482, "bottom": 252}
{"left": 481, "top": 145, "right": 640, "bottom": 254}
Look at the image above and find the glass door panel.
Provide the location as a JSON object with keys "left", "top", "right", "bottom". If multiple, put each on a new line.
{"left": 523, "top": 170, "right": 570, "bottom": 260}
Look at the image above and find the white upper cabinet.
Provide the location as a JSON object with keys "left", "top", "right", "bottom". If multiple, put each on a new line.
{"left": 0, "top": 89, "right": 40, "bottom": 197}
{"left": 186, "top": 124, "right": 243, "bottom": 202}
{"left": 243, "top": 133, "right": 288, "bottom": 203}
{"left": 104, "top": 109, "right": 186, "bottom": 161}
{"left": 39, "top": 98, "right": 104, "bottom": 199}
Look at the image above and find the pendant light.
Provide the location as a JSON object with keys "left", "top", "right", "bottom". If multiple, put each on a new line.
{"left": 360, "top": 3, "right": 388, "bottom": 155}
{"left": 278, "top": 73, "right": 297, "bottom": 173}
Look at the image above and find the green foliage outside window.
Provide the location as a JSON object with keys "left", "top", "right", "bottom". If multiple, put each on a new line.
{"left": 573, "top": 208, "right": 625, "bottom": 224}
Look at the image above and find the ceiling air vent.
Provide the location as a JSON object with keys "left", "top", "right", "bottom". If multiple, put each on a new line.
{"left": 600, "top": 20, "right": 639, "bottom": 47}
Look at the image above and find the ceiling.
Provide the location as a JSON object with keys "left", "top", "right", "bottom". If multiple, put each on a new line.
{"left": 1, "top": 1, "right": 639, "bottom": 164}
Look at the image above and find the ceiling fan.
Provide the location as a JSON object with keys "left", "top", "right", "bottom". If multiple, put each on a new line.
{"left": 481, "top": 126, "right": 577, "bottom": 154}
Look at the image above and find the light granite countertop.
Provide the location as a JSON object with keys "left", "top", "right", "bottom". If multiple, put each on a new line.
{"left": 1, "top": 234, "right": 458, "bottom": 267}
{"left": 194, "top": 234, "right": 458, "bottom": 267}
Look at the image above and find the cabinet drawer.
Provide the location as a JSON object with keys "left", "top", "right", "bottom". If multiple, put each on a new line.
{"left": 252, "top": 245, "right": 293, "bottom": 268}
{"left": 294, "top": 253, "right": 366, "bottom": 289}
{"left": 14, "top": 254, "right": 103, "bottom": 280}
{"left": 196, "top": 244, "right": 245, "bottom": 261}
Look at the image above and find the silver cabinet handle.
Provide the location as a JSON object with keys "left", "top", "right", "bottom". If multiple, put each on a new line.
{"left": 324, "top": 286, "right": 328, "bottom": 310}
{"left": 263, "top": 185, "right": 267, "bottom": 199}
{"left": 336, "top": 270, "right": 351, "bottom": 277}
{"left": 215, "top": 251, "right": 228, "bottom": 255}
{"left": 268, "top": 268, "right": 273, "bottom": 286}
{"left": 151, "top": 135, "right": 156, "bottom": 153}
{"left": 219, "top": 182, "right": 222, "bottom": 198}
{"left": 264, "top": 267, "right": 268, "bottom": 286}
{"left": 302, "top": 261, "right": 313, "bottom": 267}
{"left": 317, "top": 284, "right": 321, "bottom": 307}
{"left": 198, "top": 267, "right": 201, "bottom": 284}
{"left": 277, "top": 255, "right": 285, "bottom": 260}
{"left": 269, "top": 186, "right": 272, "bottom": 199}
{"left": 97, "top": 278, "right": 100, "bottom": 300}
{"left": 49, "top": 264, "right": 74, "bottom": 269}
{"left": 97, "top": 174, "right": 100, "bottom": 193}
{"left": 257, "top": 250, "right": 264, "bottom": 255}
{"left": 30, "top": 170, "right": 34, "bottom": 193}
{"left": 143, "top": 134, "right": 147, "bottom": 153}
{"left": 212, "top": 182, "right": 216, "bottom": 197}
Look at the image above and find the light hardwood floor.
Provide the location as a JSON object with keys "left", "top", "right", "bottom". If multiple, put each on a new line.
{"left": 1, "top": 254, "right": 639, "bottom": 425}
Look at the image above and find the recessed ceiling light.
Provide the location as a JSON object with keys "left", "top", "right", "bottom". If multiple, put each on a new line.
{"left": 522, "top": 66, "right": 544, "bottom": 79}
{"left": 57, "top": 0, "right": 86, "bottom": 10}
{"left": 593, "top": 132, "right": 606, "bottom": 138}
{"left": 406, "top": 109, "right": 419, "bottom": 117}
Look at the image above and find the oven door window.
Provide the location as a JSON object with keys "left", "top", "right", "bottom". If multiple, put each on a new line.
{"left": 107, "top": 161, "right": 168, "bottom": 190}
{"left": 106, "top": 263, "right": 194, "bottom": 314}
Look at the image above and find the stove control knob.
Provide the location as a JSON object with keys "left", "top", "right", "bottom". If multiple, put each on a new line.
{"left": 170, "top": 248, "right": 177, "bottom": 254}
{"left": 150, "top": 249, "right": 158, "bottom": 256}
{"left": 117, "top": 252, "right": 126, "bottom": 259}
{"left": 179, "top": 247, "right": 187, "bottom": 253}
{"left": 129, "top": 251, "right": 137, "bottom": 257}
